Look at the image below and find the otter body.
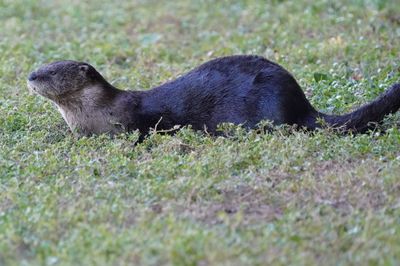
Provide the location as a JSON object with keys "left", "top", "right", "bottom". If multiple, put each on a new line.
{"left": 27, "top": 55, "right": 400, "bottom": 137}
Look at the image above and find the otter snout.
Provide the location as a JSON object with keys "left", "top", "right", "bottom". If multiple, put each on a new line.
{"left": 28, "top": 71, "right": 38, "bottom": 81}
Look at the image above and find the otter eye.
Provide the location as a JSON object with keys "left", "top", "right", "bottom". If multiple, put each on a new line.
{"left": 50, "top": 71, "right": 57, "bottom": 76}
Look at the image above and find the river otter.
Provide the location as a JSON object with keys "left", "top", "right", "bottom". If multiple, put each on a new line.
{"left": 27, "top": 55, "right": 400, "bottom": 137}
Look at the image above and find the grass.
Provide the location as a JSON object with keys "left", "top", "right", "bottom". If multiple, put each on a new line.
{"left": 1, "top": 0, "right": 400, "bottom": 265}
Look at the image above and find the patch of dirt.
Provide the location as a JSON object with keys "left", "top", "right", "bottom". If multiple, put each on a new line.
{"left": 301, "top": 159, "right": 392, "bottom": 213}
{"left": 175, "top": 185, "right": 283, "bottom": 225}
{"left": 143, "top": 159, "right": 398, "bottom": 226}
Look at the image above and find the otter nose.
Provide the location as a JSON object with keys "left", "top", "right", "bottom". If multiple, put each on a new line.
{"left": 28, "top": 72, "right": 37, "bottom": 81}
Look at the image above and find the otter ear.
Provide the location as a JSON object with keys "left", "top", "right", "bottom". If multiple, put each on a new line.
{"left": 79, "top": 64, "right": 89, "bottom": 74}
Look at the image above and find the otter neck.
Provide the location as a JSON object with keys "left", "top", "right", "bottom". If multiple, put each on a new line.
{"left": 55, "top": 84, "right": 128, "bottom": 136}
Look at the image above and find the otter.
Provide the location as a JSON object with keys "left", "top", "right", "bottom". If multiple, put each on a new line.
{"left": 27, "top": 55, "right": 400, "bottom": 137}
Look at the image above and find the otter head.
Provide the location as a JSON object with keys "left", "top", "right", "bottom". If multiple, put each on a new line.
{"left": 27, "top": 60, "right": 124, "bottom": 136}
{"left": 27, "top": 60, "right": 106, "bottom": 102}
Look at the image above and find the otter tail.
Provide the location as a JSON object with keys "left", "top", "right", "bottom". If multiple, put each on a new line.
{"left": 313, "top": 83, "right": 400, "bottom": 133}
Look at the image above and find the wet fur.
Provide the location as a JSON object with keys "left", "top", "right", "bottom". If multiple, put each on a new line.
{"left": 27, "top": 55, "right": 400, "bottom": 137}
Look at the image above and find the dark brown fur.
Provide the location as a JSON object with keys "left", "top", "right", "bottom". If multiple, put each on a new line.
{"left": 27, "top": 56, "right": 400, "bottom": 137}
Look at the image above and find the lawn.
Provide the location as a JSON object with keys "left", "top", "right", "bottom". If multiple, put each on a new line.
{"left": 1, "top": 0, "right": 399, "bottom": 265}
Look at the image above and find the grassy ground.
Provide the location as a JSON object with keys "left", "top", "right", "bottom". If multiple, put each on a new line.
{"left": 1, "top": 0, "right": 400, "bottom": 265}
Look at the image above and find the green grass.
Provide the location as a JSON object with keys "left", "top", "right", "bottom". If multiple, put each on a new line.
{"left": 1, "top": 0, "right": 400, "bottom": 265}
